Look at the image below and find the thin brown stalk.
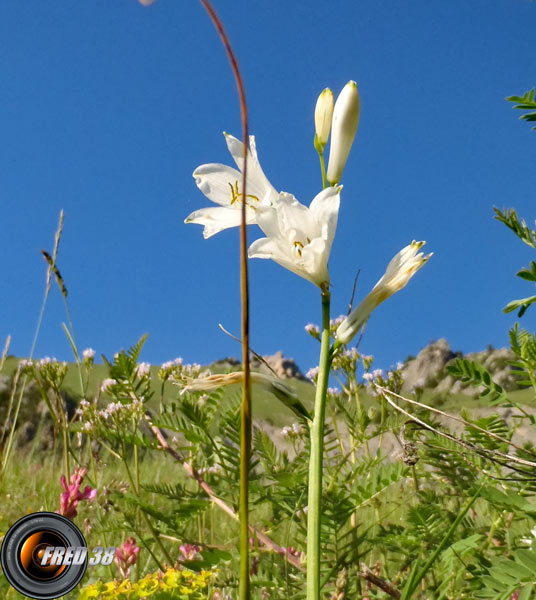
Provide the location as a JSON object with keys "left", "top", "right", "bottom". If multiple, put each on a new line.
{"left": 196, "top": 2, "right": 251, "bottom": 598}
{"left": 359, "top": 563, "right": 401, "bottom": 599}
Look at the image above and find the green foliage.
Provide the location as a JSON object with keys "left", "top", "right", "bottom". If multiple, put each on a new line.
{"left": 101, "top": 334, "right": 153, "bottom": 404}
{"left": 476, "top": 549, "right": 536, "bottom": 598}
{"left": 494, "top": 207, "right": 536, "bottom": 317}
{"left": 507, "top": 88, "right": 536, "bottom": 130}
{"left": 495, "top": 208, "right": 536, "bottom": 250}
{"left": 446, "top": 357, "right": 507, "bottom": 404}
{"left": 509, "top": 324, "right": 536, "bottom": 393}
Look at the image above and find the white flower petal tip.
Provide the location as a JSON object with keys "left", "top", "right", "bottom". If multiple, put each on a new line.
{"left": 184, "top": 206, "right": 252, "bottom": 239}
{"left": 248, "top": 188, "right": 341, "bottom": 287}
{"left": 335, "top": 241, "right": 432, "bottom": 345}
{"left": 326, "top": 80, "right": 361, "bottom": 184}
{"left": 186, "top": 133, "right": 277, "bottom": 237}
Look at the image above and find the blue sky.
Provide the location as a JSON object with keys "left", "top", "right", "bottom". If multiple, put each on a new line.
{"left": 1, "top": 0, "right": 535, "bottom": 377}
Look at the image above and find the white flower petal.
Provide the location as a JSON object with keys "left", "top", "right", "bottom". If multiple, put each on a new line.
{"left": 276, "top": 193, "right": 317, "bottom": 237}
{"left": 249, "top": 237, "right": 319, "bottom": 285}
{"left": 185, "top": 206, "right": 256, "bottom": 239}
{"left": 309, "top": 186, "right": 341, "bottom": 254}
{"left": 193, "top": 163, "right": 243, "bottom": 207}
{"left": 224, "top": 133, "right": 278, "bottom": 204}
{"left": 301, "top": 238, "right": 329, "bottom": 285}
{"left": 248, "top": 236, "right": 280, "bottom": 259}
{"left": 248, "top": 188, "right": 340, "bottom": 287}
{"left": 187, "top": 133, "right": 278, "bottom": 237}
{"left": 255, "top": 204, "right": 283, "bottom": 241}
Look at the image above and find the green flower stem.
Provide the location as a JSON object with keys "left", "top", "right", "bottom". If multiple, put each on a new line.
{"left": 314, "top": 136, "right": 328, "bottom": 190}
{"left": 306, "top": 288, "right": 331, "bottom": 600}
{"left": 348, "top": 371, "right": 362, "bottom": 594}
{"left": 319, "top": 151, "right": 327, "bottom": 190}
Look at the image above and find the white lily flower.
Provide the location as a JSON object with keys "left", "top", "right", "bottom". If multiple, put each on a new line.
{"left": 185, "top": 132, "right": 278, "bottom": 238}
{"left": 248, "top": 186, "right": 342, "bottom": 287}
{"left": 336, "top": 241, "right": 432, "bottom": 344}
{"left": 327, "top": 81, "right": 360, "bottom": 184}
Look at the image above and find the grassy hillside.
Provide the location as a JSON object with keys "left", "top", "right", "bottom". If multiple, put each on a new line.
{"left": 3, "top": 355, "right": 536, "bottom": 432}
{"left": 1, "top": 356, "right": 317, "bottom": 428}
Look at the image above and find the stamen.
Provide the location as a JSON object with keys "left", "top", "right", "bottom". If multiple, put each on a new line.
{"left": 293, "top": 240, "right": 304, "bottom": 256}
{"left": 228, "top": 180, "right": 260, "bottom": 206}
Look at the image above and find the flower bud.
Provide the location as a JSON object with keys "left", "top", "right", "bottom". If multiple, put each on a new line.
{"left": 314, "top": 88, "right": 334, "bottom": 148}
{"left": 336, "top": 241, "right": 432, "bottom": 345}
{"left": 326, "top": 81, "right": 360, "bottom": 184}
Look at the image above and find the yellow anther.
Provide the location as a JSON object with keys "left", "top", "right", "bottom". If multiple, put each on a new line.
{"left": 228, "top": 180, "right": 260, "bottom": 206}
{"left": 293, "top": 240, "right": 304, "bottom": 256}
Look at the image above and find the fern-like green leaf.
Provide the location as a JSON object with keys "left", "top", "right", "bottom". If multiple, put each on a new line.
{"left": 494, "top": 207, "right": 536, "bottom": 248}
{"left": 446, "top": 358, "right": 507, "bottom": 404}
{"left": 507, "top": 88, "right": 536, "bottom": 131}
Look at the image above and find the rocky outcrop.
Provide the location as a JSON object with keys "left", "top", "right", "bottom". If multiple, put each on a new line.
{"left": 251, "top": 351, "right": 307, "bottom": 381}
{"left": 401, "top": 339, "right": 458, "bottom": 390}
{"left": 211, "top": 351, "right": 306, "bottom": 381}
{"left": 402, "top": 339, "right": 520, "bottom": 396}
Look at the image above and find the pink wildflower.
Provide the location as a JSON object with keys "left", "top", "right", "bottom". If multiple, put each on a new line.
{"left": 511, "top": 592, "right": 520, "bottom": 600}
{"left": 179, "top": 543, "right": 201, "bottom": 561}
{"left": 115, "top": 537, "right": 140, "bottom": 578}
{"left": 285, "top": 546, "right": 300, "bottom": 557}
{"left": 57, "top": 467, "right": 97, "bottom": 520}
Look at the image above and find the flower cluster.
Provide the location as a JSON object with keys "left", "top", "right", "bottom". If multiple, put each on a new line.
{"left": 135, "top": 362, "right": 151, "bottom": 378}
{"left": 332, "top": 346, "right": 360, "bottom": 373}
{"left": 82, "top": 348, "right": 96, "bottom": 365}
{"left": 198, "top": 463, "right": 222, "bottom": 477}
{"left": 19, "top": 357, "right": 68, "bottom": 391}
{"left": 362, "top": 363, "right": 404, "bottom": 397}
{"left": 178, "top": 543, "right": 202, "bottom": 562}
{"left": 306, "top": 366, "right": 319, "bottom": 383}
{"left": 329, "top": 315, "right": 346, "bottom": 335}
{"left": 78, "top": 566, "right": 214, "bottom": 600}
{"left": 100, "top": 378, "right": 117, "bottom": 393}
{"left": 281, "top": 423, "right": 307, "bottom": 439}
{"left": 158, "top": 358, "right": 204, "bottom": 385}
{"left": 114, "top": 537, "right": 140, "bottom": 578}
{"left": 57, "top": 467, "right": 97, "bottom": 520}
{"left": 304, "top": 323, "right": 320, "bottom": 341}
{"left": 76, "top": 396, "right": 145, "bottom": 434}
{"left": 326, "top": 387, "right": 340, "bottom": 400}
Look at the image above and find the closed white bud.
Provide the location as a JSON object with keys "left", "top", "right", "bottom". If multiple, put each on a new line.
{"left": 314, "top": 88, "right": 334, "bottom": 147}
{"left": 326, "top": 81, "right": 360, "bottom": 184}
